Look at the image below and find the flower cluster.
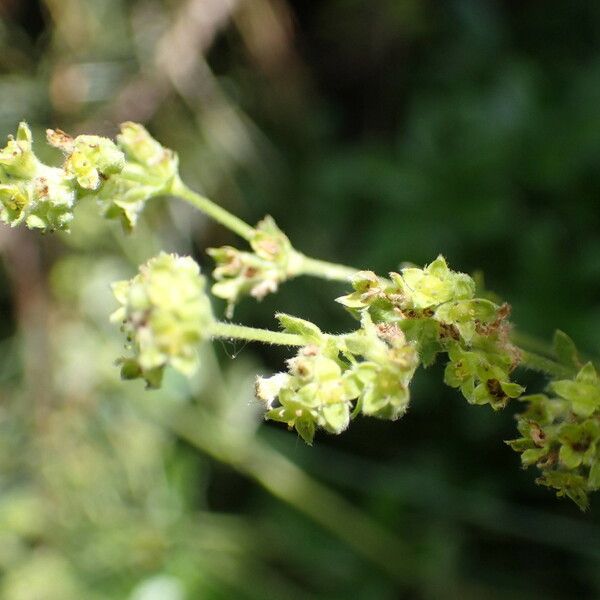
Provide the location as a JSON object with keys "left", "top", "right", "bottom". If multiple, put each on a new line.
{"left": 254, "top": 257, "right": 522, "bottom": 445}
{"left": 508, "top": 361, "right": 600, "bottom": 510}
{"left": 0, "top": 121, "right": 177, "bottom": 232}
{"left": 337, "top": 256, "right": 523, "bottom": 409}
{"left": 111, "top": 253, "right": 213, "bottom": 388}
{"left": 46, "top": 127, "right": 125, "bottom": 189}
{"left": 0, "top": 123, "right": 77, "bottom": 231}
{"left": 208, "top": 216, "right": 301, "bottom": 316}
{"left": 255, "top": 313, "right": 419, "bottom": 443}
{"left": 101, "top": 122, "right": 179, "bottom": 229}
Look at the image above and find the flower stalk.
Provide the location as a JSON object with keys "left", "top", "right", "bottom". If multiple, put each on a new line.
{"left": 519, "top": 349, "right": 577, "bottom": 379}
{"left": 209, "top": 322, "right": 305, "bottom": 347}
{"left": 170, "top": 176, "right": 256, "bottom": 241}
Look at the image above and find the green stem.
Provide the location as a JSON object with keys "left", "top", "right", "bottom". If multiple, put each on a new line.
{"left": 511, "top": 330, "right": 555, "bottom": 358}
{"left": 171, "top": 177, "right": 255, "bottom": 241}
{"left": 514, "top": 330, "right": 600, "bottom": 373}
{"left": 171, "top": 177, "right": 359, "bottom": 285}
{"left": 295, "top": 253, "right": 359, "bottom": 282}
{"left": 160, "top": 172, "right": 487, "bottom": 302}
{"left": 211, "top": 321, "right": 305, "bottom": 346}
{"left": 518, "top": 349, "right": 575, "bottom": 379}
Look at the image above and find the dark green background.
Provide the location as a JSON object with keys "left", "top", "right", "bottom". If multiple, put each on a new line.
{"left": 0, "top": 0, "right": 599, "bottom": 598}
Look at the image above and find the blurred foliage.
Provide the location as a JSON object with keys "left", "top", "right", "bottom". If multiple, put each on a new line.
{"left": 0, "top": 0, "right": 599, "bottom": 598}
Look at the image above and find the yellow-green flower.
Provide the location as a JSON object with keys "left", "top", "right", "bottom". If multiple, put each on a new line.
{"left": 0, "top": 123, "right": 77, "bottom": 231}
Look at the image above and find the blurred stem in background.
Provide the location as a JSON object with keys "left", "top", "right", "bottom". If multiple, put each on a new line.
{"left": 152, "top": 399, "right": 413, "bottom": 584}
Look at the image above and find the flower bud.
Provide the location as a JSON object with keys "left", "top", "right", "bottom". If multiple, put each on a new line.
{"left": 250, "top": 216, "right": 292, "bottom": 262}
{"left": 208, "top": 245, "right": 281, "bottom": 316}
{"left": 0, "top": 122, "right": 40, "bottom": 179}
{"left": 117, "top": 122, "right": 176, "bottom": 174}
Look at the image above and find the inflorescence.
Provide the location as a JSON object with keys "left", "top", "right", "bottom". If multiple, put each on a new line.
{"left": 0, "top": 121, "right": 178, "bottom": 232}
{"left": 3, "top": 121, "right": 599, "bottom": 509}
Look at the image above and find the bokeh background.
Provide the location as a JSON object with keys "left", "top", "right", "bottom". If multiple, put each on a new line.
{"left": 0, "top": 0, "right": 599, "bottom": 598}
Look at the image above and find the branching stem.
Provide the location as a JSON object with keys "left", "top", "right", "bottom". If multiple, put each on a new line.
{"left": 211, "top": 323, "right": 573, "bottom": 383}
{"left": 170, "top": 175, "right": 587, "bottom": 383}
{"left": 171, "top": 177, "right": 358, "bottom": 283}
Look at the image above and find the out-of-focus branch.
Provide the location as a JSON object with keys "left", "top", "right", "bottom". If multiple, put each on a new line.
{"left": 0, "top": 228, "right": 53, "bottom": 424}
{"left": 107, "top": 0, "right": 244, "bottom": 125}
{"left": 155, "top": 0, "right": 242, "bottom": 90}
{"left": 148, "top": 398, "right": 414, "bottom": 585}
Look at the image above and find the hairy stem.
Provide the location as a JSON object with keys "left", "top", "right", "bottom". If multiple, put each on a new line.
{"left": 518, "top": 349, "right": 575, "bottom": 379}
{"left": 171, "top": 174, "right": 582, "bottom": 384}
{"left": 211, "top": 321, "right": 305, "bottom": 346}
{"left": 171, "top": 177, "right": 359, "bottom": 284}
{"left": 295, "top": 253, "right": 359, "bottom": 282}
{"left": 171, "top": 176, "right": 256, "bottom": 241}
{"left": 511, "top": 330, "right": 555, "bottom": 358}
{"left": 211, "top": 322, "right": 574, "bottom": 382}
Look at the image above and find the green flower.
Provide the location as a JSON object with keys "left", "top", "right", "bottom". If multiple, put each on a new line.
{"left": 434, "top": 298, "right": 498, "bottom": 343}
{"left": 344, "top": 313, "right": 419, "bottom": 420}
{"left": 558, "top": 421, "right": 600, "bottom": 470}
{"left": 47, "top": 128, "right": 125, "bottom": 190}
{"left": 0, "top": 123, "right": 77, "bottom": 231}
{"left": 111, "top": 253, "right": 213, "bottom": 388}
{"left": 444, "top": 343, "right": 523, "bottom": 409}
{"left": 102, "top": 123, "right": 179, "bottom": 230}
{"left": 335, "top": 270, "right": 384, "bottom": 309}
{"left": 537, "top": 471, "right": 590, "bottom": 510}
{"left": 507, "top": 364, "right": 600, "bottom": 510}
{"left": 348, "top": 359, "right": 413, "bottom": 420}
{"left": 209, "top": 216, "right": 297, "bottom": 316}
{"left": 26, "top": 169, "right": 77, "bottom": 230}
{"left": 551, "top": 363, "right": 600, "bottom": 418}
{"left": 257, "top": 345, "right": 355, "bottom": 443}
{"left": 393, "top": 255, "right": 475, "bottom": 310}
{"left": 0, "top": 122, "right": 40, "bottom": 178}
{"left": 0, "top": 183, "right": 29, "bottom": 225}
